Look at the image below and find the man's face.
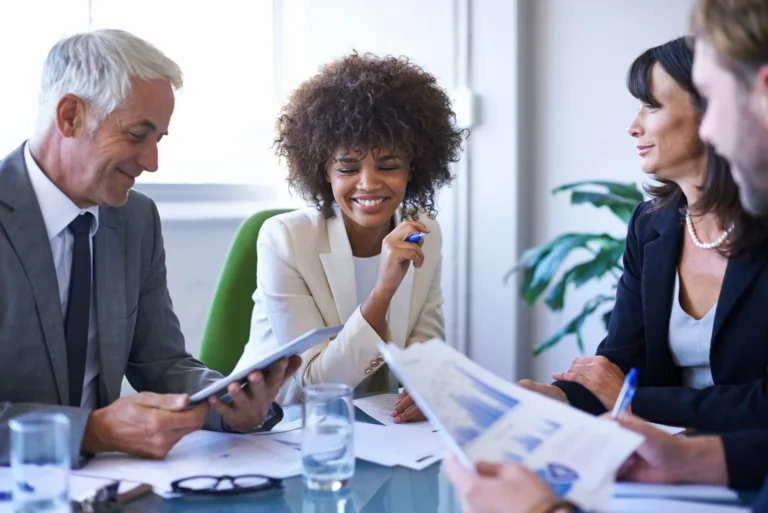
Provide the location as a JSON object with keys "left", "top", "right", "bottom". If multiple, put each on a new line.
{"left": 59, "top": 78, "right": 175, "bottom": 207}
{"left": 694, "top": 39, "right": 768, "bottom": 216}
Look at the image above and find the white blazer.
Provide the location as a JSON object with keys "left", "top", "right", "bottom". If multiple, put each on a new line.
{"left": 235, "top": 207, "right": 444, "bottom": 404}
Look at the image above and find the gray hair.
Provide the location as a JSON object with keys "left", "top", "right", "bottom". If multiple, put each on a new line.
{"left": 34, "top": 29, "right": 183, "bottom": 136}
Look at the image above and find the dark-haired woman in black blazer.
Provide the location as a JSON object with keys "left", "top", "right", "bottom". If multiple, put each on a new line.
{"left": 519, "top": 37, "right": 768, "bottom": 433}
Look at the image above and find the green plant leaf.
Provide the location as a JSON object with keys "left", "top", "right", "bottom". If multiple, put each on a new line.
{"left": 512, "top": 233, "right": 617, "bottom": 305}
{"left": 553, "top": 180, "right": 644, "bottom": 203}
{"left": 543, "top": 239, "right": 625, "bottom": 311}
{"left": 569, "top": 191, "right": 639, "bottom": 223}
{"left": 533, "top": 294, "right": 615, "bottom": 356}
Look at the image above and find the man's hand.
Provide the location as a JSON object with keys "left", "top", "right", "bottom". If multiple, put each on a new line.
{"left": 391, "top": 389, "right": 427, "bottom": 424}
{"left": 613, "top": 413, "right": 728, "bottom": 485}
{"left": 442, "top": 453, "right": 560, "bottom": 513}
{"left": 517, "top": 379, "right": 569, "bottom": 403}
{"left": 208, "top": 355, "right": 301, "bottom": 433}
{"left": 81, "top": 392, "right": 209, "bottom": 459}
{"left": 552, "top": 356, "right": 625, "bottom": 410}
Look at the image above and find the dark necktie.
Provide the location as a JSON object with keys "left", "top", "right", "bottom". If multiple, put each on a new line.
{"left": 65, "top": 212, "right": 93, "bottom": 407}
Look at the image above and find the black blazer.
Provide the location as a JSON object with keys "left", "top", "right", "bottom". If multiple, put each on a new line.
{"left": 554, "top": 200, "right": 768, "bottom": 432}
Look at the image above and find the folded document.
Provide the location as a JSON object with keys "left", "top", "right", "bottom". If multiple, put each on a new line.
{"left": 379, "top": 339, "right": 644, "bottom": 513}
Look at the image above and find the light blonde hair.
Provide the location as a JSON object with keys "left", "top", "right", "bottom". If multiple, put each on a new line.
{"left": 691, "top": 0, "right": 768, "bottom": 86}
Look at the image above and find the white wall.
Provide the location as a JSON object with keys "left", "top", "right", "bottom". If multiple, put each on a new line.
{"left": 524, "top": 0, "right": 696, "bottom": 381}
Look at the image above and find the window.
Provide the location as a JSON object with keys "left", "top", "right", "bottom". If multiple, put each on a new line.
{"left": 0, "top": 1, "right": 280, "bottom": 186}
{"left": 0, "top": 0, "right": 88, "bottom": 157}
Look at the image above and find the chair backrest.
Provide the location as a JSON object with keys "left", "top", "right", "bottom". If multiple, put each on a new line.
{"left": 198, "top": 208, "right": 294, "bottom": 375}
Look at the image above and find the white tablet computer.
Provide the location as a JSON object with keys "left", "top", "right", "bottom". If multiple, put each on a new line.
{"left": 189, "top": 324, "right": 344, "bottom": 405}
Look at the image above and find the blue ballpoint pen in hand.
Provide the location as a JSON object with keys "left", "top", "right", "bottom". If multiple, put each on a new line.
{"left": 611, "top": 368, "right": 638, "bottom": 418}
{"left": 405, "top": 232, "right": 426, "bottom": 243}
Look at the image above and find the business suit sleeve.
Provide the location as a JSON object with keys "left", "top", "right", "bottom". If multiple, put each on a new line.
{"left": 753, "top": 478, "right": 768, "bottom": 513}
{"left": 124, "top": 201, "right": 281, "bottom": 431}
{"left": 246, "top": 218, "right": 386, "bottom": 396}
{"left": 407, "top": 223, "right": 445, "bottom": 344}
{"left": 0, "top": 403, "right": 90, "bottom": 469}
{"left": 721, "top": 430, "right": 768, "bottom": 489}
{"left": 631, "top": 381, "right": 768, "bottom": 432}
{"left": 553, "top": 203, "right": 648, "bottom": 414}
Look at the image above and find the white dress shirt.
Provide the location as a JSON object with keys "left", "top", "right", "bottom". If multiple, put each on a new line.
{"left": 24, "top": 143, "right": 100, "bottom": 409}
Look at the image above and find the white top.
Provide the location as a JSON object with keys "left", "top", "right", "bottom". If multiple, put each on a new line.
{"left": 354, "top": 255, "right": 382, "bottom": 304}
{"left": 668, "top": 270, "right": 716, "bottom": 390}
{"left": 25, "top": 143, "right": 101, "bottom": 408}
{"left": 353, "top": 254, "right": 396, "bottom": 390}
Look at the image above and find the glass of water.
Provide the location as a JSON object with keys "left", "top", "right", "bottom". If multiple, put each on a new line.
{"left": 9, "top": 413, "right": 71, "bottom": 512}
{"left": 302, "top": 383, "right": 355, "bottom": 491}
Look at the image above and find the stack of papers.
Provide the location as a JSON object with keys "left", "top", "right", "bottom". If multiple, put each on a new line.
{"left": 76, "top": 428, "right": 304, "bottom": 494}
{"left": 354, "top": 422, "right": 444, "bottom": 470}
{"left": 378, "top": 339, "right": 645, "bottom": 512}
{"left": 610, "top": 498, "right": 749, "bottom": 512}
{"left": 613, "top": 483, "right": 738, "bottom": 501}
{"left": 610, "top": 483, "right": 745, "bottom": 513}
{"left": 270, "top": 420, "right": 445, "bottom": 471}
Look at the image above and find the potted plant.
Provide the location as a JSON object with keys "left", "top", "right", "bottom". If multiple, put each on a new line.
{"left": 507, "top": 181, "right": 644, "bottom": 355}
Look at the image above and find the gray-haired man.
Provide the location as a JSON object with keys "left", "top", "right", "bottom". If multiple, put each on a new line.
{"left": 0, "top": 29, "right": 300, "bottom": 466}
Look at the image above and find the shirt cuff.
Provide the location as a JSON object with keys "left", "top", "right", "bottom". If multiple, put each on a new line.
{"left": 221, "top": 402, "right": 284, "bottom": 433}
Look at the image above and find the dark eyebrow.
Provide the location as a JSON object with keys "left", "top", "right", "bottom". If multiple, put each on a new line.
{"left": 376, "top": 154, "right": 401, "bottom": 162}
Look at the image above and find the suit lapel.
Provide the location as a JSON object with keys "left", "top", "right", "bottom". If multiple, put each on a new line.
{"left": 712, "top": 254, "right": 765, "bottom": 344}
{"left": 94, "top": 207, "right": 126, "bottom": 406}
{"left": 641, "top": 204, "right": 682, "bottom": 385}
{"left": 319, "top": 213, "right": 358, "bottom": 323}
{"left": 0, "top": 144, "right": 69, "bottom": 404}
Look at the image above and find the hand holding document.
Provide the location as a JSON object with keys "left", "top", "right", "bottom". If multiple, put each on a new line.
{"left": 378, "top": 339, "right": 645, "bottom": 512}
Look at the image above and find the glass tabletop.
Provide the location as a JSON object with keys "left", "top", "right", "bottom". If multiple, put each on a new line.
{"left": 119, "top": 396, "right": 760, "bottom": 513}
{"left": 123, "top": 398, "right": 460, "bottom": 513}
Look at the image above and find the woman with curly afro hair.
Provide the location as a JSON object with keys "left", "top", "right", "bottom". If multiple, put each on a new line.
{"left": 233, "top": 52, "right": 466, "bottom": 412}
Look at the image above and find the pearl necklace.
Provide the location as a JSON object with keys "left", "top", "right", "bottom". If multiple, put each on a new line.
{"left": 685, "top": 211, "right": 734, "bottom": 249}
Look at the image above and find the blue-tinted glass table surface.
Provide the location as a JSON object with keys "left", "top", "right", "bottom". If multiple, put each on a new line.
{"left": 119, "top": 395, "right": 758, "bottom": 513}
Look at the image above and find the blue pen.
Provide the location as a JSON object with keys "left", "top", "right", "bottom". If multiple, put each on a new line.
{"left": 405, "top": 233, "right": 426, "bottom": 243}
{"left": 611, "top": 367, "right": 638, "bottom": 418}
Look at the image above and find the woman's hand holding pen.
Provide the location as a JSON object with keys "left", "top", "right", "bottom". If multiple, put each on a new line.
{"left": 362, "top": 220, "right": 430, "bottom": 341}
{"left": 375, "top": 220, "right": 430, "bottom": 296}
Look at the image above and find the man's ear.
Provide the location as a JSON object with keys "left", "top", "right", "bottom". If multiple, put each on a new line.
{"left": 55, "top": 94, "right": 87, "bottom": 137}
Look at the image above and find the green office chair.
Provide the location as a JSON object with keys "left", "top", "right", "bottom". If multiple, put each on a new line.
{"left": 198, "top": 208, "right": 294, "bottom": 376}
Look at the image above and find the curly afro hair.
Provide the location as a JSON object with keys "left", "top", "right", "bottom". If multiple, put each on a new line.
{"left": 275, "top": 52, "right": 467, "bottom": 219}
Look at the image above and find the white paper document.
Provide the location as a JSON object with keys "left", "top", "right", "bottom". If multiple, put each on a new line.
{"left": 379, "top": 339, "right": 644, "bottom": 512}
{"left": 354, "top": 393, "right": 401, "bottom": 425}
{"left": 610, "top": 497, "right": 749, "bottom": 513}
{"left": 354, "top": 422, "right": 444, "bottom": 470}
{"left": 271, "top": 421, "right": 445, "bottom": 470}
{"left": 613, "top": 483, "right": 738, "bottom": 501}
{"left": 649, "top": 423, "right": 687, "bottom": 436}
{"left": 354, "top": 394, "right": 439, "bottom": 433}
{"left": 76, "top": 429, "right": 303, "bottom": 494}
